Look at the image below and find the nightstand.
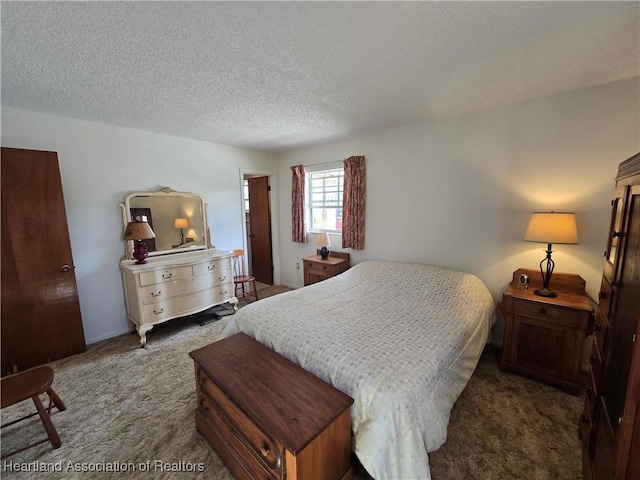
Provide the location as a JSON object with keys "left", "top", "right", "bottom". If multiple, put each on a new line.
{"left": 499, "top": 268, "right": 594, "bottom": 395}
{"left": 302, "top": 251, "right": 350, "bottom": 286}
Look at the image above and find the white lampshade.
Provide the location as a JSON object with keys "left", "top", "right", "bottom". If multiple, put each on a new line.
{"left": 524, "top": 212, "right": 578, "bottom": 245}
{"left": 316, "top": 232, "right": 331, "bottom": 248}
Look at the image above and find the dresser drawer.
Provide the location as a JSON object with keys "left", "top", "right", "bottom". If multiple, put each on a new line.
{"left": 142, "top": 286, "right": 232, "bottom": 323}
{"left": 197, "top": 368, "right": 283, "bottom": 474}
{"left": 193, "top": 258, "right": 228, "bottom": 277}
{"left": 140, "top": 268, "right": 232, "bottom": 305}
{"left": 138, "top": 266, "right": 193, "bottom": 286}
{"left": 512, "top": 299, "right": 579, "bottom": 326}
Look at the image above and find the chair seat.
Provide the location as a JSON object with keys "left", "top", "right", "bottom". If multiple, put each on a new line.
{"left": 234, "top": 274, "right": 256, "bottom": 283}
{"left": 1, "top": 366, "right": 54, "bottom": 409}
{"left": 1, "top": 365, "right": 66, "bottom": 458}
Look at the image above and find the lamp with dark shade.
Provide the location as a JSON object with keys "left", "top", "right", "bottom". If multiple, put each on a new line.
{"left": 316, "top": 233, "right": 331, "bottom": 260}
{"left": 124, "top": 216, "right": 156, "bottom": 265}
{"left": 523, "top": 211, "right": 578, "bottom": 298}
{"left": 174, "top": 218, "right": 188, "bottom": 244}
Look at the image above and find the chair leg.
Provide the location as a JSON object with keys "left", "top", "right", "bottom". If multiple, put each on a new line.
{"left": 32, "top": 395, "right": 61, "bottom": 449}
{"left": 47, "top": 387, "right": 66, "bottom": 412}
{"left": 252, "top": 280, "right": 259, "bottom": 300}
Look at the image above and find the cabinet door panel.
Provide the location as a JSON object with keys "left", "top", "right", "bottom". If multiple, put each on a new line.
{"left": 513, "top": 316, "right": 566, "bottom": 375}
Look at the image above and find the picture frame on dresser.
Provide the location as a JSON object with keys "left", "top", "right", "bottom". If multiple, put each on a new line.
{"left": 119, "top": 188, "right": 237, "bottom": 347}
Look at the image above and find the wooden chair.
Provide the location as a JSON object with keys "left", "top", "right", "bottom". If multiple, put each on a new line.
{"left": 232, "top": 249, "right": 258, "bottom": 301}
{"left": 1, "top": 366, "right": 66, "bottom": 458}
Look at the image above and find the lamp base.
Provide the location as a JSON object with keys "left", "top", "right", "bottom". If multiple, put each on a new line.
{"left": 133, "top": 240, "right": 149, "bottom": 265}
{"left": 534, "top": 287, "right": 557, "bottom": 298}
{"left": 320, "top": 247, "right": 329, "bottom": 260}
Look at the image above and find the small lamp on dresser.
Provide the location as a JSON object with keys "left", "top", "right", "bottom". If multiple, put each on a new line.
{"left": 174, "top": 218, "right": 189, "bottom": 245}
{"left": 316, "top": 233, "right": 331, "bottom": 260}
{"left": 523, "top": 211, "right": 578, "bottom": 297}
{"left": 124, "top": 216, "right": 156, "bottom": 265}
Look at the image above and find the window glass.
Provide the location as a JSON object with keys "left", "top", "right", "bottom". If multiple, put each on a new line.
{"left": 243, "top": 179, "right": 250, "bottom": 212}
{"left": 307, "top": 168, "right": 344, "bottom": 232}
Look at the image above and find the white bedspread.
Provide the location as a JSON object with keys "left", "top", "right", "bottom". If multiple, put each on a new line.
{"left": 222, "top": 261, "right": 495, "bottom": 480}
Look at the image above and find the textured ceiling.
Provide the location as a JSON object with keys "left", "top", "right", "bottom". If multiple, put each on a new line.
{"left": 2, "top": 1, "right": 638, "bottom": 152}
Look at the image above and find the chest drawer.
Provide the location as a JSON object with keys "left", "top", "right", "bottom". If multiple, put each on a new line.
{"left": 196, "top": 397, "right": 276, "bottom": 480}
{"left": 512, "top": 299, "right": 579, "bottom": 326}
{"left": 138, "top": 266, "right": 193, "bottom": 286}
{"left": 197, "top": 367, "right": 283, "bottom": 474}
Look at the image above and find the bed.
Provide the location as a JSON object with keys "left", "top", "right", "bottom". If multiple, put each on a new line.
{"left": 222, "top": 260, "right": 495, "bottom": 479}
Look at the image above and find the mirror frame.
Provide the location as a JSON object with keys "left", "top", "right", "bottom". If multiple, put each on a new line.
{"left": 119, "top": 187, "right": 211, "bottom": 261}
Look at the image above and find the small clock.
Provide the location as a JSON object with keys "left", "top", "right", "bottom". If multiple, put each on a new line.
{"left": 518, "top": 273, "right": 529, "bottom": 289}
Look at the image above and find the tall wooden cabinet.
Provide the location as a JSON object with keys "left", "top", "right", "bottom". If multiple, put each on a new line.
{"left": 581, "top": 152, "right": 640, "bottom": 480}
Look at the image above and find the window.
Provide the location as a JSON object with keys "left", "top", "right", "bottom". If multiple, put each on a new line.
{"left": 243, "top": 179, "right": 250, "bottom": 212}
{"left": 307, "top": 168, "right": 344, "bottom": 232}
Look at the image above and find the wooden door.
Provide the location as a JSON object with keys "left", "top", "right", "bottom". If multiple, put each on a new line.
{"left": 1, "top": 147, "right": 86, "bottom": 376}
{"left": 247, "top": 176, "right": 273, "bottom": 285}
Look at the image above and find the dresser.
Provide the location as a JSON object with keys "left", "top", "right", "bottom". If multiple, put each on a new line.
{"left": 120, "top": 249, "right": 237, "bottom": 346}
{"left": 581, "top": 153, "right": 640, "bottom": 480}
{"left": 190, "top": 333, "right": 354, "bottom": 480}
{"left": 499, "top": 268, "right": 594, "bottom": 395}
{"left": 303, "top": 251, "right": 350, "bottom": 286}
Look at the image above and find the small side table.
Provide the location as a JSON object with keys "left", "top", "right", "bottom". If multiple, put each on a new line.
{"left": 499, "top": 268, "right": 594, "bottom": 395}
{"left": 302, "top": 251, "right": 350, "bottom": 286}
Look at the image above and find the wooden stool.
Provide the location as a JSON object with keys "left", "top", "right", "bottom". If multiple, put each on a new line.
{"left": 1, "top": 366, "right": 66, "bottom": 458}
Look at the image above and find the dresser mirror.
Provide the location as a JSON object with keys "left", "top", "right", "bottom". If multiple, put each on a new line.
{"left": 120, "top": 187, "right": 210, "bottom": 260}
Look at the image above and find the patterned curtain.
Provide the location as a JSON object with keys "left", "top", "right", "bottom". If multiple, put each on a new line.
{"left": 291, "top": 165, "right": 307, "bottom": 243}
{"left": 342, "top": 156, "right": 366, "bottom": 249}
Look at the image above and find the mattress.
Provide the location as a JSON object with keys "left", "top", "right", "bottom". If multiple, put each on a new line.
{"left": 222, "top": 260, "right": 495, "bottom": 479}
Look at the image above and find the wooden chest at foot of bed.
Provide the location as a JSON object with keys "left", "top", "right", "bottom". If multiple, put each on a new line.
{"left": 189, "top": 333, "right": 354, "bottom": 480}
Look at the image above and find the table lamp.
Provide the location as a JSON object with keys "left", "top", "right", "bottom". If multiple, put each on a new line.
{"left": 124, "top": 216, "right": 156, "bottom": 264}
{"left": 523, "top": 211, "right": 578, "bottom": 297}
{"left": 174, "top": 218, "right": 189, "bottom": 244}
{"left": 316, "top": 233, "right": 331, "bottom": 260}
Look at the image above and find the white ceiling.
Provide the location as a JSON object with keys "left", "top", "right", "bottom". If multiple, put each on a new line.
{"left": 2, "top": 1, "right": 638, "bottom": 152}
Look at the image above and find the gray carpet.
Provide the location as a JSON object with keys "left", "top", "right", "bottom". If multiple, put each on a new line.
{"left": 1, "top": 286, "right": 583, "bottom": 479}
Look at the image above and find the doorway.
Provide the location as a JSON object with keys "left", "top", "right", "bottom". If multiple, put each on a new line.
{"left": 244, "top": 175, "right": 272, "bottom": 285}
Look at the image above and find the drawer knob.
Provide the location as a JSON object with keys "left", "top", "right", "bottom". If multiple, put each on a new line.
{"left": 260, "top": 444, "right": 270, "bottom": 457}
{"left": 539, "top": 308, "right": 547, "bottom": 315}
{"left": 208, "top": 264, "right": 216, "bottom": 270}
{"left": 153, "top": 308, "right": 164, "bottom": 315}
{"left": 599, "top": 291, "right": 608, "bottom": 299}
{"left": 151, "top": 291, "right": 162, "bottom": 297}
{"left": 162, "top": 272, "right": 173, "bottom": 279}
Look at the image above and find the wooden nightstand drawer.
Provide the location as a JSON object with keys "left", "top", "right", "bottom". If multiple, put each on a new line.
{"left": 306, "top": 262, "right": 330, "bottom": 275}
{"left": 512, "top": 300, "right": 579, "bottom": 325}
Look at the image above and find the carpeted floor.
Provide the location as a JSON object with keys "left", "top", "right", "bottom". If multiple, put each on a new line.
{"left": 1, "top": 285, "right": 583, "bottom": 479}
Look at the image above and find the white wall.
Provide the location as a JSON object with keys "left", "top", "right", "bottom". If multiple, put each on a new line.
{"left": 276, "top": 78, "right": 640, "bottom": 341}
{"left": 1, "top": 108, "right": 277, "bottom": 344}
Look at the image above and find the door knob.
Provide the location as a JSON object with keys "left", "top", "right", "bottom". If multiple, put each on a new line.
{"left": 61, "top": 264, "right": 72, "bottom": 272}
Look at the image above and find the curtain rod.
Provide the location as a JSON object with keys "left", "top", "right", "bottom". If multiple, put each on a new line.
{"left": 304, "top": 160, "right": 343, "bottom": 169}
